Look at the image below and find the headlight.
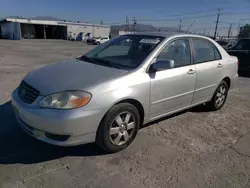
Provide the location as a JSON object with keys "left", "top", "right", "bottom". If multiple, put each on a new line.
{"left": 39, "top": 91, "right": 91, "bottom": 109}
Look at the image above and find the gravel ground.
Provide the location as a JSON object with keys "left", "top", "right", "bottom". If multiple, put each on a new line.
{"left": 0, "top": 39, "right": 250, "bottom": 188}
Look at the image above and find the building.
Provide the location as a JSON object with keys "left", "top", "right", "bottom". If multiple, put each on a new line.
{"left": 0, "top": 17, "right": 110, "bottom": 40}
{"left": 65, "top": 21, "right": 110, "bottom": 40}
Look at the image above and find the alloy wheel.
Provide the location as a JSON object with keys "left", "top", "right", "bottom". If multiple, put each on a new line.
{"left": 215, "top": 84, "right": 226, "bottom": 107}
{"left": 109, "top": 112, "right": 136, "bottom": 146}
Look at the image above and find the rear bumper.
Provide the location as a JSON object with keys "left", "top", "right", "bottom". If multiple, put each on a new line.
{"left": 230, "top": 74, "right": 238, "bottom": 90}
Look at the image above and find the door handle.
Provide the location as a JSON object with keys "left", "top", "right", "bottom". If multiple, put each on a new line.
{"left": 187, "top": 69, "right": 196, "bottom": 74}
{"left": 217, "top": 63, "right": 223, "bottom": 68}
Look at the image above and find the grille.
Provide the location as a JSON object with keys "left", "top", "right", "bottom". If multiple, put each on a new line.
{"left": 18, "top": 81, "right": 40, "bottom": 104}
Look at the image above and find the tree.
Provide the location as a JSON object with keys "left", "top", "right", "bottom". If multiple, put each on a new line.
{"left": 238, "top": 24, "right": 250, "bottom": 38}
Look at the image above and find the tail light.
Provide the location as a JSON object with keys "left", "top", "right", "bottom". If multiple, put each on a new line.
{"left": 237, "top": 61, "right": 240, "bottom": 66}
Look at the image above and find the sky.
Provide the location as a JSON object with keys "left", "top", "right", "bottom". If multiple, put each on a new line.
{"left": 1, "top": 0, "right": 250, "bottom": 36}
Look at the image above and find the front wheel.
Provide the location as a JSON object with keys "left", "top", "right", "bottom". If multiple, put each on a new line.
{"left": 96, "top": 103, "right": 140, "bottom": 153}
{"left": 207, "top": 81, "right": 229, "bottom": 111}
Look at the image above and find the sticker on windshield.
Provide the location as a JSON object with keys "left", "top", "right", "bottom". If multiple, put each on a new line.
{"left": 139, "top": 39, "right": 160, "bottom": 44}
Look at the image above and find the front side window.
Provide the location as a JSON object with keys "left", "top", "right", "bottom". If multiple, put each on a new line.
{"left": 79, "top": 35, "right": 164, "bottom": 69}
{"left": 157, "top": 38, "right": 191, "bottom": 68}
{"left": 192, "top": 38, "right": 221, "bottom": 64}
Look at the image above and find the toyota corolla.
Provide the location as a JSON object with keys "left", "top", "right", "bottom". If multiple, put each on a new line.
{"left": 12, "top": 32, "right": 238, "bottom": 153}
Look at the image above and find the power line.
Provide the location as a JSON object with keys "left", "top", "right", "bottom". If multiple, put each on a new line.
{"left": 218, "top": 21, "right": 238, "bottom": 25}
{"left": 157, "top": 9, "right": 218, "bottom": 17}
{"left": 136, "top": 14, "right": 217, "bottom": 22}
{"left": 222, "top": 12, "right": 250, "bottom": 16}
{"left": 108, "top": 21, "right": 125, "bottom": 25}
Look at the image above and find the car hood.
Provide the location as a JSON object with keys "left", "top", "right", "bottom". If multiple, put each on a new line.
{"left": 23, "top": 59, "right": 128, "bottom": 95}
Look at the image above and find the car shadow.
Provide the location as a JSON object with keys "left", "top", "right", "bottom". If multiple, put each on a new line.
{"left": 141, "top": 104, "right": 210, "bottom": 129}
{"left": 0, "top": 101, "right": 106, "bottom": 165}
{"left": 0, "top": 101, "right": 210, "bottom": 165}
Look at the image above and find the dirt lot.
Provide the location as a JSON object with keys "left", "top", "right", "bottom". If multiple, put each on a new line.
{"left": 1, "top": 39, "right": 250, "bottom": 188}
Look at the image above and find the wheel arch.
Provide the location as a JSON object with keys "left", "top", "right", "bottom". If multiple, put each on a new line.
{"left": 115, "top": 99, "right": 145, "bottom": 126}
{"left": 222, "top": 77, "right": 231, "bottom": 89}
{"left": 99, "top": 98, "right": 145, "bottom": 128}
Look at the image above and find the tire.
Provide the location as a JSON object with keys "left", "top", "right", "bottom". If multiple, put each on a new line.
{"left": 96, "top": 103, "right": 140, "bottom": 153}
{"left": 207, "top": 81, "right": 229, "bottom": 111}
{"left": 97, "top": 42, "right": 100, "bottom": 45}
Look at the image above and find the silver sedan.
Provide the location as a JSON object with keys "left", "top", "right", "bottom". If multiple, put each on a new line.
{"left": 12, "top": 32, "right": 238, "bottom": 153}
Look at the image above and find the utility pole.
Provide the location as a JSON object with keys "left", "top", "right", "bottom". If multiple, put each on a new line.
{"left": 132, "top": 17, "right": 137, "bottom": 32}
{"left": 237, "top": 20, "right": 241, "bottom": 37}
{"left": 214, "top": 9, "right": 221, "bottom": 40}
{"left": 125, "top": 16, "right": 128, "bottom": 32}
{"left": 128, "top": 17, "right": 130, "bottom": 32}
{"left": 203, "top": 28, "right": 206, "bottom": 35}
{"left": 179, "top": 20, "right": 182, "bottom": 32}
{"left": 228, "top": 23, "right": 232, "bottom": 38}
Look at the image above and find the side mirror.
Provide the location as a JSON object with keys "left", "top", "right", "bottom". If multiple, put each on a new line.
{"left": 149, "top": 59, "right": 175, "bottom": 73}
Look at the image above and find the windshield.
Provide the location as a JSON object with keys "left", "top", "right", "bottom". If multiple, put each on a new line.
{"left": 79, "top": 35, "right": 164, "bottom": 69}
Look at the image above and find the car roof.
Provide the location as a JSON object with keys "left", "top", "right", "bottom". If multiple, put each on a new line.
{"left": 126, "top": 32, "right": 211, "bottom": 40}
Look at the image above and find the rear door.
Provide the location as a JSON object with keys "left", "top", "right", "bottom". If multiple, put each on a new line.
{"left": 191, "top": 38, "right": 223, "bottom": 104}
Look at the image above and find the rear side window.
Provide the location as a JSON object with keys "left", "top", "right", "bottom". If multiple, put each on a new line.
{"left": 192, "top": 38, "right": 221, "bottom": 64}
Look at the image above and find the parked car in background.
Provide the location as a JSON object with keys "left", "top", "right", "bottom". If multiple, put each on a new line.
{"left": 75, "top": 32, "right": 84, "bottom": 41}
{"left": 92, "top": 36, "right": 110, "bottom": 45}
{"left": 68, "top": 32, "right": 85, "bottom": 41}
{"left": 227, "top": 38, "right": 250, "bottom": 76}
{"left": 86, "top": 37, "right": 96, "bottom": 44}
{"left": 216, "top": 39, "right": 237, "bottom": 50}
{"left": 12, "top": 32, "right": 238, "bottom": 153}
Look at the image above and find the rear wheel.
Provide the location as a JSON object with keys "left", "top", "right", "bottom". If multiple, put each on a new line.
{"left": 207, "top": 81, "right": 228, "bottom": 111}
{"left": 96, "top": 103, "right": 140, "bottom": 153}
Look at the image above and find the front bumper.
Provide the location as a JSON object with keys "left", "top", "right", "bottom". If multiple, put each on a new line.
{"left": 11, "top": 89, "right": 107, "bottom": 146}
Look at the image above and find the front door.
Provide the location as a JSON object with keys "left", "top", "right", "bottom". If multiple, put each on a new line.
{"left": 149, "top": 38, "right": 196, "bottom": 119}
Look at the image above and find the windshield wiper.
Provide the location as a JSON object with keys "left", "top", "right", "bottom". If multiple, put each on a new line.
{"left": 77, "top": 56, "right": 127, "bottom": 69}
{"left": 91, "top": 58, "right": 123, "bottom": 69}
{"left": 77, "top": 55, "right": 98, "bottom": 64}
